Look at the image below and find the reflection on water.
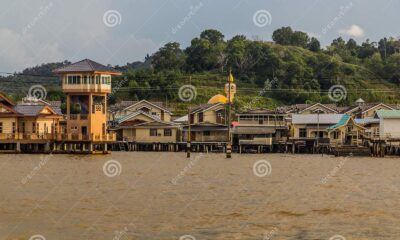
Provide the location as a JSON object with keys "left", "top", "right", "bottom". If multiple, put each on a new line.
{"left": 1, "top": 153, "right": 400, "bottom": 239}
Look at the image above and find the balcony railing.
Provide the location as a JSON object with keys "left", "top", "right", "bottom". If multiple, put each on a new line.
{"left": 239, "top": 137, "right": 273, "bottom": 145}
{"left": 0, "top": 132, "right": 116, "bottom": 142}
{"left": 62, "top": 83, "right": 111, "bottom": 93}
{"left": 69, "top": 114, "right": 89, "bottom": 120}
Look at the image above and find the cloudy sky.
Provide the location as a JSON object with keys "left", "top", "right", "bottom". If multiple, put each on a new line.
{"left": 0, "top": 0, "right": 399, "bottom": 72}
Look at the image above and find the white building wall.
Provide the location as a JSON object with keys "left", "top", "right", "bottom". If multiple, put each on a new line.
{"left": 381, "top": 119, "right": 400, "bottom": 138}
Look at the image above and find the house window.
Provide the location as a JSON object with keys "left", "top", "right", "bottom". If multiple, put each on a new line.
{"left": 150, "top": 129, "right": 158, "bottom": 136}
{"left": 12, "top": 122, "right": 16, "bottom": 134}
{"left": 96, "top": 76, "right": 100, "bottom": 84}
{"left": 69, "top": 75, "right": 81, "bottom": 84}
{"left": 216, "top": 111, "right": 224, "bottom": 124}
{"left": 203, "top": 131, "right": 210, "bottom": 136}
{"left": 102, "top": 123, "right": 106, "bottom": 135}
{"left": 164, "top": 129, "right": 172, "bottom": 136}
{"left": 22, "top": 122, "right": 25, "bottom": 133}
{"left": 299, "top": 128, "right": 307, "bottom": 138}
{"left": 0, "top": 122, "right": 3, "bottom": 133}
{"left": 190, "top": 114, "right": 194, "bottom": 124}
{"left": 333, "top": 131, "right": 339, "bottom": 139}
{"left": 198, "top": 112, "right": 204, "bottom": 122}
{"left": 32, "top": 122, "right": 36, "bottom": 133}
{"left": 44, "top": 123, "right": 48, "bottom": 134}
{"left": 140, "top": 107, "right": 150, "bottom": 113}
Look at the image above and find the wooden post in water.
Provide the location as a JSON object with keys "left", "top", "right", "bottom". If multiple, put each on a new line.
{"left": 187, "top": 76, "right": 192, "bottom": 158}
{"left": 226, "top": 70, "right": 232, "bottom": 158}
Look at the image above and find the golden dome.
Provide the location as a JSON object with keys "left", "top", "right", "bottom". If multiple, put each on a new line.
{"left": 208, "top": 94, "right": 228, "bottom": 104}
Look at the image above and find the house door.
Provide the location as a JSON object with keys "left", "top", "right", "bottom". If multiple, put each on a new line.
{"left": 81, "top": 126, "right": 88, "bottom": 136}
{"left": 190, "top": 132, "right": 196, "bottom": 142}
{"left": 345, "top": 136, "right": 352, "bottom": 145}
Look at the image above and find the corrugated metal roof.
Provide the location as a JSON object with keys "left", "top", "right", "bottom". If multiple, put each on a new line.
{"left": 14, "top": 105, "right": 45, "bottom": 116}
{"left": 109, "top": 100, "right": 172, "bottom": 113}
{"left": 355, "top": 118, "right": 380, "bottom": 125}
{"left": 173, "top": 115, "right": 188, "bottom": 123}
{"left": 376, "top": 110, "right": 400, "bottom": 119}
{"left": 292, "top": 114, "right": 343, "bottom": 124}
{"left": 232, "top": 126, "right": 276, "bottom": 134}
{"left": 13, "top": 104, "right": 62, "bottom": 117}
{"left": 327, "top": 114, "right": 351, "bottom": 130}
{"left": 54, "top": 59, "right": 119, "bottom": 74}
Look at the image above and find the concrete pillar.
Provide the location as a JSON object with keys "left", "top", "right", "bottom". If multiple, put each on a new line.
{"left": 16, "top": 142, "right": 21, "bottom": 153}
{"left": 44, "top": 142, "right": 50, "bottom": 152}
{"left": 292, "top": 143, "right": 295, "bottom": 154}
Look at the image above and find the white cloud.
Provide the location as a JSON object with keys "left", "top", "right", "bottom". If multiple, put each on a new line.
{"left": 338, "top": 24, "right": 365, "bottom": 38}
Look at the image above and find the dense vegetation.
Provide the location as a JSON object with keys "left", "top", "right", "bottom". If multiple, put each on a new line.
{"left": 2, "top": 27, "right": 400, "bottom": 114}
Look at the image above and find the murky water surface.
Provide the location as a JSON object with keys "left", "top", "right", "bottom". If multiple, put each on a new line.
{"left": 1, "top": 153, "right": 400, "bottom": 239}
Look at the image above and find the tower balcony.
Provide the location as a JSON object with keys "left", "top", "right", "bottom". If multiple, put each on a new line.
{"left": 62, "top": 83, "right": 111, "bottom": 93}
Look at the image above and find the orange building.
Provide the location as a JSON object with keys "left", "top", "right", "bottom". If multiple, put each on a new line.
{"left": 54, "top": 59, "right": 121, "bottom": 143}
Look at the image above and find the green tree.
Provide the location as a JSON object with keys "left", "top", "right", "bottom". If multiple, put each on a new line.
{"left": 291, "top": 31, "right": 309, "bottom": 48}
{"left": 358, "top": 39, "right": 377, "bottom": 59}
{"left": 185, "top": 29, "right": 227, "bottom": 72}
{"left": 272, "top": 26, "right": 294, "bottom": 45}
{"left": 152, "top": 42, "right": 185, "bottom": 71}
{"left": 200, "top": 29, "right": 224, "bottom": 44}
{"left": 307, "top": 37, "right": 320, "bottom": 52}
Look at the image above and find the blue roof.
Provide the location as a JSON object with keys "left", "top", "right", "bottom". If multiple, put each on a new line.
{"left": 327, "top": 114, "right": 351, "bottom": 130}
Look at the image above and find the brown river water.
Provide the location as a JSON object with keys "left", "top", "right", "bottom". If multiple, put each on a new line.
{"left": 1, "top": 153, "right": 400, "bottom": 240}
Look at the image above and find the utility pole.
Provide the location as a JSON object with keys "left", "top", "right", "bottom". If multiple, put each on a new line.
{"left": 226, "top": 70, "right": 232, "bottom": 158}
{"left": 317, "top": 111, "right": 320, "bottom": 153}
{"left": 187, "top": 76, "right": 192, "bottom": 158}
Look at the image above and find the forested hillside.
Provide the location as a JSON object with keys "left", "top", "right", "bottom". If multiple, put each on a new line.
{"left": 2, "top": 26, "right": 400, "bottom": 114}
